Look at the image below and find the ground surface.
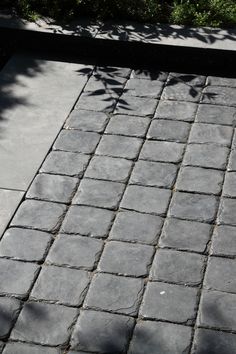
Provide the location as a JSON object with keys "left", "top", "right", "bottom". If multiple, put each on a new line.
{"left": 0, "top": 53, "right": 236, "bottom": 353}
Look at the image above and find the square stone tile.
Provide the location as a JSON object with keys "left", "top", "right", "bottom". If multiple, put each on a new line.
{"left": 115, "top": 95, "right": 157, "bottom": 117}
{"left": 202, "top": 86, "right": 236, "bottom": 107}
{"left": 140, "top": 141, "right": 185, "bottom": 163}
{"left": 150, "top": 249, "right": 205, "bottom": 286}
{"left": 47, "top": 234, "right": 103, "bottom": 270}
{"left": 223, "top": 172, "right": 236, "bottom": 197}
{"left": 128, "top": 320, "right": 192, "bottom": 354}
{"left": 183, "top": 143, "right": 229, "bottom": 170}
{"left": 109, "top": 210, "right": 163, "bottom": 244}
{"left": 176, "top": 166, "right": 224, "bottom": 195}
{"left": 204, "top": 257, "right": 236, "bottom": 293}
{"left": 130, "top": 160, "right": 177, "bottom": 188}
{"left": 54, "top": 130, "right": 100, "bottom": 154}
{"left": 189, "top": 123, "right": 232, "bottom": 146}
{"left": 31, "top": 265, "right": 90, "bottom": 306}
{"left": 84, "top": 273, "right": 143, "bottom": 316}
{"left": 193, "top": 328, "right": 236, "bottom": 354}
{"left": 11, "top": 200, "right": 67, "bottom": 233}
{"left": 76, "top": 92, "right": 117, "bottom": 112}
{"left": 121, "top": 185, "right": 171, "bottom": 215}
{"left": 159, "top": 218, "right": 211, "bottom": 253}
{"left": 85, "top": 155, "right": 133, "bottom": 183}
{"left": 228, "top": 149, "right": 236, "bottom": 171}
{"left": 73, "top": 179, "right": 125, "bottom": 209}
{"left": 197, "top": 290, "right": 236, "bottom": 331}
{"left": 11, "top": 302, "right": 77, "bottom": 345}
{"left": 71, "top": 310, "right": 134, "bottom": 352}
{"left": 94, "top": 66, "right": 131, "bottom": 78}
{"left": 207, "top": 76, "right": 236, "bottom": 87}
{"left": 140, "top": 282, "right": 198, "bottom": 324}
{"left": 0, "top": 297, "right": 21, "bottom": 339}
{"left": 218, "top": 198, "right": 236, "bottom": 226}
{"left": 155, "top": 100, "right": 197, "bottom": 122}
{"left": 61, "top": 205, "right": 114, "bottom": 238}
{"left": 0, "top": 228, "right": 51, "bottom": 262}
{"left": 65, "top": 110, "right": 109, "bottom": 132}
{"left": 147, "top": 119, "right": 190, "bottom": 143}
{"left": 124, "top": 78, "right": 163, "bottom": 98}
{"left": 2, "top": 343, "right": 59, "bottom": 354}
{"left": 196, "top": 104, "right": 236, "bottom": 126}
{"left": 40, "top": 151, "right": 90, "bottom": 177}
{"left": 84, "top": 74, "right": 125, "bottom": 96}
{"left": 27, "top": 174, "right": 78, "bottom": 204}
{"left": 98, "top": 241, "right": 154, "bottom": 276}
{"left": 211, "top": 225, "right": 236, "bottom": 257}
{"left": 167, "top": 73, "right": 206, "bottom": 86}
{"left": 131, "top": 69, "right": 168, "bottom": 81}
{"left": 0, "top": 259, "right": 39, "bottom": 297}
{"left": 162, "top": 82, "right": 202, "bottom": 102}
{"left": 169, "top": 192, "right": 218, "bottom": 223}
{"left": 96, "top": 134, "right": 142, "bottom": 159}
{"left": 105, "top": 115, "right": 150, "bottom": 138}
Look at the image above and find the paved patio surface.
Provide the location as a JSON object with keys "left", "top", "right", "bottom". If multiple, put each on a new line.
{"left": 1, "top": 53, "right": 236, "bottom": 353}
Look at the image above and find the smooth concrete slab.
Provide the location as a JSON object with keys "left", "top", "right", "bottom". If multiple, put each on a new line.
{"left": 0, "top": 53, "right": 89, "bottom": 190}
{"left": 0, "top": 188, "right": 24, "bottom": 237}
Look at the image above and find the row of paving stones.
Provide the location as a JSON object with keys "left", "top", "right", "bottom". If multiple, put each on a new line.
{"left": 0, "top": 65, "right": 236, "bottom": 353}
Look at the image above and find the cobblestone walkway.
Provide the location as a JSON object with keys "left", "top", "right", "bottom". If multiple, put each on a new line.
{"left": 1, "top": 65, "right": 236, "bottom": 354}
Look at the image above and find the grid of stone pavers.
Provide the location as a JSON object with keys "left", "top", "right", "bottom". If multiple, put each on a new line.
{"left": 1, "top": 65, "right": 236, "bottom": 354}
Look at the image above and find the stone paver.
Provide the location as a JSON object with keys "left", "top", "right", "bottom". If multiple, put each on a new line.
{"left": 1, "top": 60, "right": 236, "bottom": 353}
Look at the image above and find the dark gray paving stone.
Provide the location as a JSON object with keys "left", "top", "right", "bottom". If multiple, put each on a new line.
{"left": 140, "top": 140, "right": 185, "bottom": 163}
{"left": 0, "top": 189, "right": 24, "bottom": 238}
{"left": 147, "top": 119, "right": 190, "bottom": 143}
{"left": 169, "top": 192, "right": 218, "bottom": 223}
{"left": 2, "top": 343, "right": 59, "bottom": 354}
{"left": 65, "top": 110, "right": 109, "bottom": 132}
{"left": 189, "top": 123, "right": 232, "bottom": 146}
{"left": 193, "top": 328, "right": 236, "bottom": 354}
{"left": 121, "top": 185, "right": 171, "bottom": 215}
{"left": 40, "top": 151, "right": 90, "bottom": 177}
{"left": 183, "top": 143, "right": 229, "bottom": 170}
{"left": 0, "top": 343, "right": 3, "bottom": 353}
{"left": 73, "top": 179, "right": 125, "bottom": 209}
{"left": 27, "top": 174, "right": 78, "bottom": 204}
{"left": 207, "top": 76, "right": 236, "bottom": 87}
{"left": 159, "top": 218, "right": 211, "bottom": 253}
{"left": 0, "top": 297, "right": 21, "bottom": 339}
{"left": 84, "top": 273, "right": 143, "bottom": 315}
{"left": 218, "top": 198, "right": 236, "bottom": 226}
{"left": 105, "top": 114, "right": 150, "bottom": 138}
{"left": 85, "top": 155, "right": 133, "bottom": 183}
{"left": 31, "top": 265, "right": 90, "bottom": 306}
{"left": 54, "top": 130, "right": 100, "bottom": 154}
{"left": 71, "top": 310, "right": 134, "bottom": 352}
{"left": 128, "top": 320, "right": 192, "bottom": 354}
{"left": 202, "top": 86, "right": 236, "bottom": 106}
{"left": 204, "top": 257, "right": 236, "bottom": 293}
{"left": 140, "top": 282, "right": 198, "bottom": 324}
{"left": 47, "top": 234, "right": 103, "bottom": 270}
{"left": 109, "top": 210, "right": 163, "bottom": 244}
{"left": 94, "top": 66, "right": 131, "bottom": 78}
{"left": 131, "top": 69, "right": 168, "bottom": 81}
{"left": 0, "top": 228, "right": 51, "bottom": 262}
{"left": 228, "top": 149, "right": 236, "bottom": 171}
{"left": 196, "top": 104, "right": 236, "bottom": 126}
{"left": 61, "top": 205, "right": 114, "bottom": 238}
{"left": 11, "top": 302, "right": 78, "bottom": 345}
{"left": 84, "top": 75, "right": 125, "bottom": 97}
{"left": 197, "top": 290, "right": 236, "bottom": 331}
{"left": 130, "top": 160, "right": 177, "bottom": 188}
{"left": 11, "top": 200, "right": 67, "bottom": 233}
{"left": 167, "top": 73, "right": 206, "bottom": 86}
{"left": 223, "top": 172, "right": 236, "bottom": 197}
{"left": 211, "top": 225, "right": 236, "bottom": 256}
{"left": 124, "top": 78, "right": 163, "bottom": 98}
{"left": 76, "top": 92, "right": 117, "bottom": 113}
{"left": 150, "top": 249, "right": 205, "bottom": 286}
{"left": 96, "top": 134, "right": 142, "bottom": 160}
{"left": 162, "top": 82, "right": 202, "bottom": 102}
{"left": 0, "top": 259, "right": 39, "bottom": 297}
{"left": 115, "top": 95, "right": 157, "bottom": 117}
{"left": 176, "top": 166, "right": 224, "bottom": 195}
{"left": 98, "top": 241, "right": 154, "bottom": 276}
{"left": 155, "top": 100, "right": 197, "bottom": 122}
